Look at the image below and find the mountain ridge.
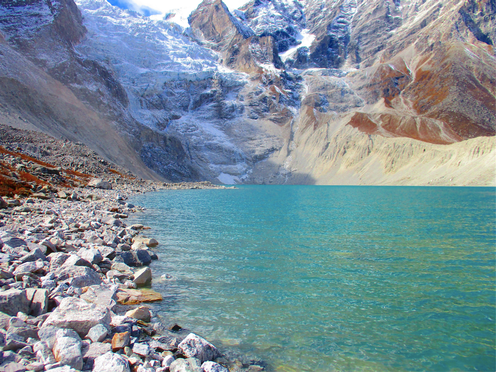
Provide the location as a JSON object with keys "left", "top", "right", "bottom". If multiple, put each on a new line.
{"left": 0, "top": 0, "right": 494, "bottom": 185}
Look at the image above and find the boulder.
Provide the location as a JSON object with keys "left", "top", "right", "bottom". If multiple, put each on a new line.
{"left": 125, "top": 306, "right": 151, "bottom": 323}
{"left": 0, "top": 196, "right": 8, "bottom": 209}
{"left": 178, "top": 334, "right": 220, "bottom": 363}
{"left": 111, "top": 331, "right": 130, "bottom": 351}
{"left": 48, "top": 253, "right": 70, "bottom": 271}
{"left": 133, "top": 267, "right": 152, "bottom": 287}
{"left": 169, "top": 358, "right": 202, "bottom": 372}
{"left": 82, "top": 342, "right": 112, "bottom": 370}
{"left": 0, "top": 289, "right": 30, "bottom": 316}
{"left": 52, "top": 329, "right": 83, "bottom": 370}
{"left": 61, "top": 254, "right": 93, "bottom": 268}
{"left": 55, "top": 265, "right": 102, "bottom": 288}
{"left": 0, "top": 311, "right": 11, "bottom": 329}
{"left": 132, "top": 342, "right": 151, "bottom": 357}
{"left": 20, "top": 248, "right": 47, "bottom": 263}
{"left": 80, "top": 284, "right": 118, "bottom": 309}
{"left": 2, "top": 236, "right": 27, "bottom": 250}
{"left": 1, "top": 362, "right": 26, "bottom": 372}
{"left": 13, "top": 259, "right": 45, "bottom": 277}
{"left": 25, "top": 288, "right": 49, "bottom": 316}
{"left": 132, "top": 237, "right": 159, "bottom": 249}
{"left": 118, "top": 250, "right": 151, "bottom": 267}
{"left": 34, "top": 340, "right": 57, "bottom": 365}
{"left": 162, "top": 355, "right": 175, "bottom": 369}
{"left": 3, "top": 332, "right": 29, "bottom": 351}
{"left": 86, "top": 324, "right": 108, "bottom": 343}
{"left": 201, "top": 361, "right": 229, "bottom": 372}
{"left": 41, "top": 297, "right": 111, "bottom": 338}
{"left": 87, "top": 178, "right": 112, "bottom": 190}
{"left": 93, "top": 351, "right": 130, "bottom": 372}
{"left": 78, "top": 249, "right": 103, "bottom": 265}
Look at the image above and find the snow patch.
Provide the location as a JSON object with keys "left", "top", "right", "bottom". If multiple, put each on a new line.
{"left": 217, "top": 173, "right": 240, "bottom": 184}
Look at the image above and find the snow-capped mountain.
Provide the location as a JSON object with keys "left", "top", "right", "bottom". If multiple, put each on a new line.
{"left": 0, "top": 0, "right": 494, "bottom": 185}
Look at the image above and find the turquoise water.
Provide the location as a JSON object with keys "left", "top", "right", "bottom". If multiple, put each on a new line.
{"left": 130, "top": 186, "right": 496, "bottom": 372}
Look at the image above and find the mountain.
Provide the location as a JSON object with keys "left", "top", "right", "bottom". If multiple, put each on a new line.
{"left": 0, "top": 0, "right": 494, "bottom": 185}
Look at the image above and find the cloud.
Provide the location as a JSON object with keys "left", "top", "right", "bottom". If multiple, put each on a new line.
{"left": 116, "top": 0, "right": 249, "bottom": 24}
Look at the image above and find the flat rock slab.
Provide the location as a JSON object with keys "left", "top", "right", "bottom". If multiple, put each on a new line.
{"left": 41, "top": 297, "right": 111, "bottom": 338}
{"left": 116, "top": 288, "right": 162, "bottom": 305}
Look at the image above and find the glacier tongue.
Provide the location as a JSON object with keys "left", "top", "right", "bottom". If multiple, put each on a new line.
{"left": 75, "top": 0, "right": 256, "bottom": 183}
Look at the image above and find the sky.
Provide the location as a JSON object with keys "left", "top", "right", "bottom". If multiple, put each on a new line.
{"left": 107, "top": 0, "right": 249, "bottom": 26}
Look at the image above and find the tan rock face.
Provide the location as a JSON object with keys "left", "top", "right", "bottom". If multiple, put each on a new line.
{"left": 188, "top": 0, "right": 281, "bottom": 73}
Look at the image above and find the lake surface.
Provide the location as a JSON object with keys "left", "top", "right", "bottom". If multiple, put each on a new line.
{"left": 129, "top": 186, "right": 495, "bottom": 372}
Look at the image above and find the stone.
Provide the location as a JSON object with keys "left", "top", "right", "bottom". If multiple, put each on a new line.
{"left": 61, "top": 254, "right": 93, "bottom": 268}
{"left": 38, "top": 327, "right": 60, "bottom": 349}
{"left": 178, "top": 333, "right": 220, "bottom": 363}
{"left": 86, "top": 324, "right": 109, "bottom": 343}
{"left": 201, "top": 361, "right": 229, "bottom": 372}
{"left": 135, "top": 250, "right": 152, "bottom": 266}
{"left": 169, "top": 358, "right": 202, "bottom": 372}
{"left": 102, "top": 217, "right": 123, "bottom": 227}
{"left": 52, "top": 329, "right": 83, "bottom": 370}
{"left": 87, "top": 178, "right": 112, "bottom": 190}
{"left": 7, "top": 320, "right": 38, "bottom": 340}
{"left": 13, "top": 259, "right": 45, "bottom": 277}
{"left": 0, "top": 311, "right": 11, "bottom": 329}
{"left": 125, "top": 306, "right": 151, "bottom": 323}
{"left": 93, "top": 351, "right": 130, "bottom": 372}
{"left": 48, "top": 253, "right": 70, "bottom": 271}
{"left": 1, "top": 362, "right": 26, "bottom": 372}
{"left": 111, "top": 262, "right": 133, "bottom": 275}
{"left": 80, "top": 284, "right": 118, "bottom": 309}
{"left": 162, "top": 355, "right": 175, "bottom": 368}
{"left": 131, "top": 237, "right": 159, "bottom": 249}
{"left": 78, "top": 248, "right": 103, "bottom": 265}
{"left": 3, "top": 332, "right": 29, "bottom": 351}
{"left": 0, "top": 289, "right": 30, "bottom": 316}
{"left": 116, "top": 288, "right": 162, "bottom": 305}
{"left": 44, "top": 366, "right": 78, "bottom": 372}
{"left": 19, "top": 248, "right": 47, "bottom": 263}
{"left": 2, "top": 236, "right": 27, "bottom": 250}
{"left": 34, "top": 340, "right": 57, "bottom": 364}
{"left": 132, "top": 342, "right": 151, "bottom": 357}
{"left": 0, "top": 196, "right": 8, "bottom": 209}
{"left": 133, "top": 267, "right": 152, "bottom": 287}
{"left": 111, "top": 331, "right": 130, "bottom": 351}
{"left": 81, "top": 342, "right": 111, "bottom": 370}
{"left": 55, "top": 265, "right": 102, "bottom": 288}
{"left": 41, "top": 297, "right": 111, "bottom": 338}
{"left": 25, "top": 288, "right": 49, "bottom": 316}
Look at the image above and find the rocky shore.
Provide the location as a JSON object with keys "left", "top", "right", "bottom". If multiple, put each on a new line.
{"left": 0, "top": 179, "right": 244, "bottom": 372}
{"left": 0, "top": 124, "right": 252, "bottom": 372}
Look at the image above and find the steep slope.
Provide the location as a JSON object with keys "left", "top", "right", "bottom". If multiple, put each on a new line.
{"left": 0, "top": 0, "right": 198, "bottom": 181}
{"left": 221, "top": 0, "right": 496, "bottom": 185}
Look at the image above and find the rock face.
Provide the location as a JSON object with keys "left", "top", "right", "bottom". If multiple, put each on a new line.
{"left": 0, "top": 0, "right": 494, "bottom": 185}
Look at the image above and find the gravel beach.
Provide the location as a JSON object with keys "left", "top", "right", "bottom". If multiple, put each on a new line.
{"left": 0, "top": 124, "right": 259, "bottom": 372}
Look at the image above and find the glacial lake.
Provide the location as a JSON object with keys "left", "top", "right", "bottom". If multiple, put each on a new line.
{"left": 129, "top": 186, "right": 496, "bottom": 372}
